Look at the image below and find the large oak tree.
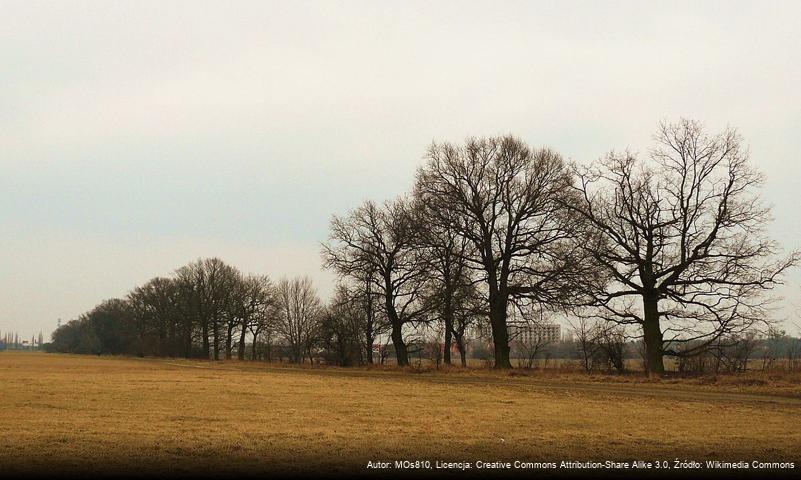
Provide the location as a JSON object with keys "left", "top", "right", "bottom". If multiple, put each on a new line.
{"left": 415, "top": 136, "right": 587, "bottom": 368}
{"left": 567, "top": 119, "right": 798, "bottom": 375}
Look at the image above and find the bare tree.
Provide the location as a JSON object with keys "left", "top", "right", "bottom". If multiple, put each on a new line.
{"left": 595, "top": 325, "right": 627, "bottom": 373}
{"left": 415, "top": 136, "right": 588, "bottom": 368}
{"left": 448, "top": 280, "right": 484, "bottom": 367}
{"left": 249, "top": 307, "right": 276, "bottom": 361}
{"left": 323, "top": 198, "right": 432, "bottom": 366}
{"left": 330, "top": 277, "right": 388, "bottom": 365}
{"left": 175, "top": 258, "right": 240, "bottom": 360}
{"left": 173, "top": 266, "right": 201, "bottom": 358}
{"left": 417, "top": 199, "right": 479, "bottom": 366}
{"left": 233, "top": 274, "right": 274, "bottom": 360}
{"left": 512, "top": 330, "right": 552, "bottom": 370}
{"left": 274, "top": 276, "right": 322, "bottom": 364}
{"left": 567, "top": 119, "right": 798, "bottom": 375}
{"left": 423, "top": 328, "right": 444, "bottom": 369}
{"left": 570, "top": 317, "right": 599, "bottom": 373}
{"left": 319, "top": 286, "right": 365, "bottom": 366}
{"left": 128, "top": 277, "right": 179, "bottom": 357}
{"left": 508, "top": 307, "right": 556, "bottom": 369}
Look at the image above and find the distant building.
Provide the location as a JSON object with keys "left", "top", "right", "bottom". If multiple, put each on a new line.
{"left": 510, "top": 323, "right": 561, "bottom": 344}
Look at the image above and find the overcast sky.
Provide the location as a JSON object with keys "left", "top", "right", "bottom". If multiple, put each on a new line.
{"left": 2, "top": 0, "right": 800, "bottom": 339}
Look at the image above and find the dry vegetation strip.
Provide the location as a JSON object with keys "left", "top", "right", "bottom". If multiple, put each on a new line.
{"left": 1, "top": 352, "right": 800, "bottom": 476}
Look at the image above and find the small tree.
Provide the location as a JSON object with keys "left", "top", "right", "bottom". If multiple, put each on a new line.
{"left": 595, "top": 325, "right": 627, "bottom": 373}
{"left": 274, "top": 276, "right": 322, "bottom": 364}
{"left": 323, "top": 198, "right": 432, "bottom": 366}
{"left": 570, "top": 317, "right": 600, "bottom": 373}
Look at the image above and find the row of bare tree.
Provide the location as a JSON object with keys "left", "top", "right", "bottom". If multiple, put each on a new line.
{"left": 50, "top": 119, "right": 797, "bottom": 375}
{"left": 49, "top": 258, "right": 325, "bottom": 363}
{"left": 323, "top": 119, "right": 798, "bottom": 374}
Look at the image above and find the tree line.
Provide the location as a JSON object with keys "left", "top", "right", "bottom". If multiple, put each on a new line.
{"left": 48, "top": 119, "right": 798, "bottom": 375}
{"left": 0, "top": 331, "right": 44, "bottom": 350}
{"left": 323, "top": 119, "right": 798, "bottom": 375}
{"left": 48, "top": 259, "right": 324, "bottom": 363}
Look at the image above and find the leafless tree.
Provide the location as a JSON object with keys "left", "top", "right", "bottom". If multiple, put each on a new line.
{"left": 274, "top": 276, "right": 322, "bottom": 364}
{"left": 250, "top": 308, "right": 277, "bottom": 361}
{"left": 595, "top": 325, "right": 627, "bottom": 373}
{"left": 323, "top": 198, "right": 432, "bottom": 366}
{"left": 319, "top": 286, "right": 365, "bottom": 366}
{"left": 448, "top": 281, "right": 484, "bottom": 367}
{"left": 423, "top": 329, "right": 444, "bottom": 369}
{"left": 415, "top": 136, "right": 590, "bottom": 368}
{"left": 512, "top": 331, "right": 552, "bottom": 370}
{"left": 232, "top": 274, "right": 274, "bottom": 360}
{"left": 175, "top": 258, "right": 240, "bottom": 360}
{"left": 567, "top": 119, "right": 798, "bottom": 375}
{"left": 127, "top": 276, "right": 179, "bottom": 357}
{"left": 569, "top": 317, "right": 628, "bottom": 373}
{"left": 508, "top": 307, "right": 555, "bottom": 369}
{"left": 711, "top": 331, "right": 759, "bottom": 374}
{"left": 569, "top": 317, "right": 600, "bottom": 373}
{"left": 172, "top": 266, "right": 202, "bottom": 358}
{"left": 330, "top": 277, "right": 389, "bottom": 365}
{"left": 417, "top": 198, "right": 481, "bottom": 366}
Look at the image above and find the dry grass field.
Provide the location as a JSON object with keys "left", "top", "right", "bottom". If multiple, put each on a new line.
{"left": 1, "top": 351, "right": 800, "bottom": 477}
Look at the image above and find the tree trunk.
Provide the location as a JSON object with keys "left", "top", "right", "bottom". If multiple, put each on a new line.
{"left": 212, "top": 321, "right": 220, "bottom": 360}
{"left": 390, "top": 322, "right": 409, "bottom": 366}
{"left": 183, "top": 324, "right": 192, "bottom": 359}
{"left": 225, "top": 324, "right": 234, "bottom": 360}
{"left": 168, "top": 320, "right": 176, "bottom": 357}
{"left": 237, "top": 323, "right": 248, "bottom": 360}
{"left": 365, "top": 286, "right": 375, "bottom": 365}
{"left": 201, "top": 321, "right": 210, "bottom": 359}
{"left": 364, "top": 335, "right": 374, "bottom": 365}
{"left": 443, "top": 302, "right": 453, "bottom": 365}
{"left": 384, "top": 285, "right": 409, "bottom": 367}
{"left": 455, "top": 334, "right": 467, "bottom": 367}
{"left": 489, "top": 296, "right": 512, "bottom": 369}
{"left": 642, "top": 293, "right": 665, "bottom": 376}
{"left": 265, "top": 337, "right": 272, "bottom": 363}
{"left": 157, "top": 317, "right": 166, "bottom": 357}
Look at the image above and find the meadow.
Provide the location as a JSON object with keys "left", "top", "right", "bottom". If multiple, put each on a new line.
{"left": 1, "top": 351, "right": 800, "bottom": 477}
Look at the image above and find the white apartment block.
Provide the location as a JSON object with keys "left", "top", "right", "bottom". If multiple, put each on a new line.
{"left": 510, "top": 323, "right": 561, "bottom": 344}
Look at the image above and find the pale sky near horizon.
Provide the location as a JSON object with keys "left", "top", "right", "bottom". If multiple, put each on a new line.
{"left": 2, "top": 0, "right": 800, "bottom": 340}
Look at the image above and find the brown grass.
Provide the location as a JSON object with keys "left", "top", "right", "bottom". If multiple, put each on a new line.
{"left": 1, "top": 351, "right": 799, "bottom": 477}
